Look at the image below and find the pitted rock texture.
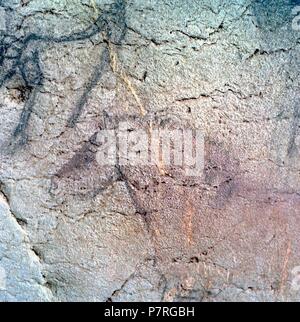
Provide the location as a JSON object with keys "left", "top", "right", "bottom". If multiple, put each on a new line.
{"left": 0, "top": 0, "right": 300, "bottom": 302}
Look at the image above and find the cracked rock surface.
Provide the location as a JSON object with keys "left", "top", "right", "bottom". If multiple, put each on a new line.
{"left": 0, "top": 0, "right": 300, "bottom": 301}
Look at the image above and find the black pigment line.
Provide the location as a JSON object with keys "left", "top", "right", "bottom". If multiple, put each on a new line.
{"left": 0, "top": 0, "right": 127, "bottom": 147}
{"left": 12, "top": 86, "right": 39, "bottom": 146}
{"left": 67, "top": 48, "right": 109, "bottom": 128}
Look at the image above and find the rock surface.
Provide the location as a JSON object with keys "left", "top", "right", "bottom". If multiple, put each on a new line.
{"left": 0, "top": 0, "right": 300, "bottom": 301}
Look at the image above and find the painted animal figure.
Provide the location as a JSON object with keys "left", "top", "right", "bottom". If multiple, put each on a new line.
{"left": 0, "top": 0, "right": 127, "bottom": 147}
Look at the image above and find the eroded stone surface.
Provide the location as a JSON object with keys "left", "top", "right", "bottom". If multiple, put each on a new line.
{"left": 0, "top": 0, "right": 300, "bottom": 301}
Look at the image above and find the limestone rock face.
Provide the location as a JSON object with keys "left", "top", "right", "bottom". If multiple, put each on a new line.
{"left": 0, "top": 0, "right": 300, "bottom": 302}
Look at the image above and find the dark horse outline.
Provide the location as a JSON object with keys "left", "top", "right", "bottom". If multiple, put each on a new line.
{"left": 0, "top": 0, "right": 127, "bottom": 147}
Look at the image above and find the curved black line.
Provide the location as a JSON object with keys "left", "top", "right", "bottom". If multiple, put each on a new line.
{"left": 0, "top": 0, "right": 127, "bottom": 148}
